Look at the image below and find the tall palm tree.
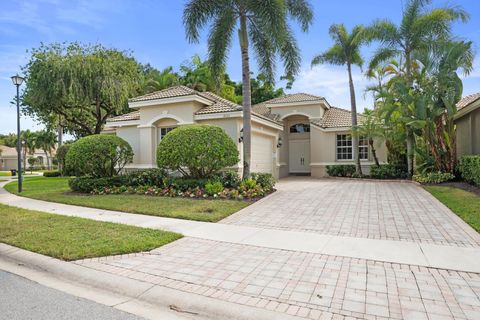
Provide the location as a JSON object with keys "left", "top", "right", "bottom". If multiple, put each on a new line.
{"left": 311, "top": 24, "right": 369, "bottom": 175}
{"left": 183, "top": 0, "right": 313, "bottom": 178}
{"left": 35, "top": 130, "right": 57, "bottom": 170}
{"left": 20, "top": 130, "right": 37, "bottom": 171}
{"left": 368, "top": 0, "right": 469, "bottom": 176}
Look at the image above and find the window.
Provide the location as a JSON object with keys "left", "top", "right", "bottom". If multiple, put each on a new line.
{"left": 289, "top": 123, "right": 310, "bottom": 133}
{"left": 336, "top": 134, "right": 369, "bottom": 160}
{"left": 158, "top": 127, "right": 175, "bottom": 143}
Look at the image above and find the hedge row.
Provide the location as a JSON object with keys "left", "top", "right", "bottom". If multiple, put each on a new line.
{"left": 457, "top": 155, "right": 480, "bottom": 187}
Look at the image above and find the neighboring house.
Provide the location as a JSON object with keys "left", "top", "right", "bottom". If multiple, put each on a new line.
{"left": 104, "top": 85, "right": 387, "bottom": 178}
{"left": 455, "top": 92, "right": 480, "bottom": 158}
{"left": 0, "top": 145, "right": 54, "bottom": 171}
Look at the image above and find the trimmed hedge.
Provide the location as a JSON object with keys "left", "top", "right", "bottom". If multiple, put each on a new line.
{"left": 123, "top": 169, "right": 167, "bottom": 187}
{"left": 370, "top": 164, "right": 408, "bottom": 179}
{"left": 69, "top": 176, "right": 127, "bottom": 193}
{"left": 66, "top": 135, "right": 133, "bottom": 178}
{"left": 156, "top": 125, "right": 239, "bottom": 179}
{"left": 413, "top": 172, "right": 455, "bottom": 184}
{"left": 43, "top": 170, "right": 61, "bottom": 177}
{"left": 458, "top": 155, "right": 480, "bottom": 187}
{"left": 251, "top": 172, "right": 276, "bottom": 191}
{"left": 326, "top": 165, "right": 356, "bottom": 177}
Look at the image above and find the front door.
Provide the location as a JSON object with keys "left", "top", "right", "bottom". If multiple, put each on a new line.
{"left": 289, "top": 140, "right": 310, "bottom": 173}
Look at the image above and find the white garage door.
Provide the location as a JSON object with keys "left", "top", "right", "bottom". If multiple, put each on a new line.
{"left": 251, "top": 133, "right": 273, "bottom": 174}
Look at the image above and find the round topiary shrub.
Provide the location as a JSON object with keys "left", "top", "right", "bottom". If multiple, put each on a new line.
{"left": 66, "top": 135, "right": 133, "bottom": 177}
{"left": 157, "top": 124, "right": 239, "bottom": 179}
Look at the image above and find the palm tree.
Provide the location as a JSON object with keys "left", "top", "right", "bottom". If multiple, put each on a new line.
{"left": 368, "top": 0, "right": 469, "bottom": 176}
{"left": 20, "top": 130, "right": 37, "bottom": 171}
{"left": 35, "top": 130, "right": 57, "bottom": 170}
{"left": 311, "top": 24, "right": 369, "bottom": 175}
{"left": 354, "top": 109, "right": 384, "bottom": 166}
{"left": 183, "top": 0, "right": 313, "bottom": 178}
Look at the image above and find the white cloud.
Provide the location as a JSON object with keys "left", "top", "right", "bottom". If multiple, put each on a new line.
{"left": 290, "top": 64, "right": 375, "bottom": 112}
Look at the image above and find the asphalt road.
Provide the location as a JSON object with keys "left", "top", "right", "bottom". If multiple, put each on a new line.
{"left": 0, "top": 270, "right": 144, "bottom": 320}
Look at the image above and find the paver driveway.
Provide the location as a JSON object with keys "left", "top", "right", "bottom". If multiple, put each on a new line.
{"left": 75, "top": 178, "right": 480, "bottom": 319}
{"left": 223, "top": 178, "right": 480, "bottom": 247}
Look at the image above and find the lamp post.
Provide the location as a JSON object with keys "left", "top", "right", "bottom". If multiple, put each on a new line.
{"left": 11, "top": 74, "right": 25, "bottom": 193}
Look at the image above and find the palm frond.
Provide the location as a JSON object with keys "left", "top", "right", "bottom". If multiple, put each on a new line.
{"left": 183, "top": 0, "right": 226, "bottom": 43}
{"left": 368, "top": 47, "right": 399, "bottom": 72}
{"left": 286, "top": 0, "right": 314, "bottom": 32}
{"left": 279, "top": 25, "right": 302, "bottom": 79}
{"left": 311, "top": 44, "right": 345, "bottom": 67}
{"left": 248, "top": 17, "right": 276, "bottom": 84}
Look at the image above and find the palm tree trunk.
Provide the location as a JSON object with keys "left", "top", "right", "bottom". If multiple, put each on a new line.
{"left": 405, "top": 50, "right": 415, "bottom": 177}
{"left": 369, "top": 138, "right": 380, "bottom": 166}
{"left": 239, "top": 13, "right": 252, "bottom": 179}
{"left": 347, "top": 63, "right": 362, "bottom": 175}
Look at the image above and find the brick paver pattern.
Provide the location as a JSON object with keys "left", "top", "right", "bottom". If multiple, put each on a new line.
{"left": 222, "top": 179, "right": 480, "bottom": 247}
{"left": 77, "top": 238, "right": 480, "bottom": 320}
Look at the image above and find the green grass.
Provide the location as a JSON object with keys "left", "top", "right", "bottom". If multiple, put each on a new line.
{"left": 425, "top": 186, "right": 480, "bottom": 232}
{"left": 0, "top": 203, "right": 182, "bottom": 261}
{"left": 5, "top": 177, "right": 249, "bottom": 222}
{"left": 0, "top": 172, "right": 11, "bottom": 176}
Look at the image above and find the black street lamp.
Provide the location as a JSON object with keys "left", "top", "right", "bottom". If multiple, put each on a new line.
{"left": 11, "top": 74, "right": 25, "bottom": 193}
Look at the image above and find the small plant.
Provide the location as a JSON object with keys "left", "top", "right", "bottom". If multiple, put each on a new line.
{"left": 205, "top": 181, "right": 224, "bottom": 196}
{"left": 326, "top": 165, "right": 356, "bottom": 177}
{"left": 250, "top": 172, "right": 275, "bottom": 191}
{"left": 43, "top": 170, "right": 61, "bottom": 177}
{"left": 214, "top": 170, "right": 241, "bottom": 188}
{"left": 240, "top": 178, "right": 257, "bottom": 189}
{"left": 457, "top": 155, "right": 480, "bottom": 187}
{"left": 413, "top": 172, "right": 455, "bottom": 184}
{"left": 370, "top": 164, "right": 408, "bottom": 179}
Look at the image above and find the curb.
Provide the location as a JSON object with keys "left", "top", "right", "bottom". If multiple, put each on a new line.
{"left": 0, "top": 243, "right": 300, "bottom": 320}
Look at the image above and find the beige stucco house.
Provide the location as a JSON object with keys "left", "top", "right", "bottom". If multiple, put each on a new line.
{"left": 0, "top": 145, "right": 54, "bottom": 171}
{"left": 455, "top": 92, "right": 480, "bottom": 158}
{"left": 105, "top": 85, "right": 387, "bottom": 178}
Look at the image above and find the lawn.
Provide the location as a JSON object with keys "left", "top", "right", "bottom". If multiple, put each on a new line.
{"left": 0, "top": 172, "right": 11, "bottom": 176}
{"left": 5, "top": 177, "right": 249, "bottom": 222}
{"left": 0, "top": 203, "right": 182, "bottom": 261}
{"left": 425, "top": 186, "right": 480, "bottom": 232}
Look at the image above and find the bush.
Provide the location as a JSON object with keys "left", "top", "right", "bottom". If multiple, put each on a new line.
{"left": 413, "top": 172, "right": 455, "bottom": 184}
{"left": 66, "top": 135, "right": 133, "bottom": 178}
{"left": 43, "top": 170, "right": 61, "bottom": 177}
{"left": 370, "top": 164, "right": 408, "bottom": 179}
{"left": 213, "top": 170, "right": 241, "bottom": 188}
{"left": 326, "top": 165, "right": 356, "bottom": 177}
{"left": 56, "top": 144, "right": 71, "bottom": 176}
{"left": 156, "top": 125, "right": 239, "bottom": 179}
{"left": 250, "top": 172, "right": 275, "bottom": 191}
{"left": 123, "top": 169, "right": 167, "bottom": 187}
{"left": 69, "top": 176, "right": 127, "bottom": 193}
{"left": 457, "top": 155, "right": 480, "bottom": 187}
{"left": 205, "top": 181, "right": 224, "bottom": 196}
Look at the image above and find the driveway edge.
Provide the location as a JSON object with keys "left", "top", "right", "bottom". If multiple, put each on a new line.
{"left": 0, "top": 243, "right": 300, "bottom": 320}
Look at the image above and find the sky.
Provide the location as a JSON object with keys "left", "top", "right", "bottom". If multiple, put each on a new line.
{"left": 0, "top": 0, "right": 479, "bottom": 135}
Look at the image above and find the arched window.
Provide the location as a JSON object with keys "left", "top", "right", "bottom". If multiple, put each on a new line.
{"left": 289, "top": 123, "right": 310, "bottom": 133}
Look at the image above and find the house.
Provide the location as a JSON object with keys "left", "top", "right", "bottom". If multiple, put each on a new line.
{"left": 104, "top": 85, "right": 387, "bottom": 178}
{"left": 0, "top": 145, "right": 54, "bottom": 171}
{"left": 455, "top": 92, "right": 480, "bottom": 158}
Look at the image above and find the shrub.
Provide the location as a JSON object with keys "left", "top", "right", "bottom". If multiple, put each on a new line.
{"left": 251, "top": 172, "right": 275, "bottom": 191}
{"left": 69, "top": 176, "right": 126, "bottom": 193}
{"left": 163, "top": 177, "right": 209, "bottom": 191}
{"left": 457, "top": 155, "right": 480, "bottom": 187}
{"left": 205, "top": 181, "right": 224, "bottom": 196}
{"left": 213, "top": 170, "right": 241, "bottom": 188}
{"left": 123, "top": 169, "right": 167, "bottom": 187}
{"left": 326, "top": 165, "right": 356, "bottom": 177}
{"left": 56, "top": 144, "right": 71, "bottom": 175}
{"left": 43, "top": 170, "right": 61, "bottom": 177}
{"left": 65, "top": 135, "right": 133, "bottom": 178}
{"left": 370, "top": 164, "right": 408, "bottom": 179}
{"left": 156, "top": 125, "right": 239, "bottom": 179}
{"left": 413, "top": 172, "right": 455, "bottom": 184}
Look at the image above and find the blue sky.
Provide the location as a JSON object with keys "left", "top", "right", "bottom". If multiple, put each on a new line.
{"left": 1, "top": 0, "right": 479, "bottom": 134}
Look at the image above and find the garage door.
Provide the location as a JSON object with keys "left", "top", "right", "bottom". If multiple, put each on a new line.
{"left": 251, "top": 133, "right": 273, "bottom": 174}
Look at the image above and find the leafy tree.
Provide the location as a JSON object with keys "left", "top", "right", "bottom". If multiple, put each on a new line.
{"left": 368, "top": 0, "right": 469, "bottom": 176}
{"left": 234, "top": 73, "right": 285, "bottom": 105}
{"left": 20, "top": 130, "right": 37, "bottom": 171}
{"left": 183, "top": 0, "right": 313, "bottom": 178}
{"left": 22, "top": 43, "right": 143, "bottom": 137}
{"left": 140, "top": 64, "right": 180, "bottom": 94}
{"left": 312, "top": 24, "right": 369, "bottom": 175}
{"left": 354, "top": 109, "right": 383, "bottom": 166}
{"left": 35, "top": 130, "right": 57, "bottom": 170}
{"left": 0, "top": 133, "right": 17, "bottom": 148}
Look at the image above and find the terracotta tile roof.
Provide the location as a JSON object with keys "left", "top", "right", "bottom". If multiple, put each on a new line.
{"left": 457, "top": 92, "right": 480, "bottom": 110}
{"left": 258, "top": 93, "right": 324, "bottom": 105}
{"left": 129, "top": 85, "right": 197, "bottom": 102}
{"left": 107, "top": 111, "right": 140, "bottom": 122}
{"left": 195, "top": 91, "right": 242, "bottom": 114}
{"left": 311, "top": 107, "right": 364, "bottom": 129}
{"left": 0, "top": 145, "right": 17, "bottom": 157}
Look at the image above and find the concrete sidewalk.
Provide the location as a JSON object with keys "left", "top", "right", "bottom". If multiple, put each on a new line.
{"left": 1, "top": 181, "right": 480, "bottom": 273}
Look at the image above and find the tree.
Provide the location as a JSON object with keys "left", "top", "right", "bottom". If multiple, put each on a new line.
{"left": 22, "top": 43, "right": 143, "bottom": 137}
{"left": 234, "top": 73, "right": 285, "bottom": 105}
{"left": 141, "top": 64, "right": 180, "bottom": 94}
{"left": 312, "top": 24, "right": 369, "bottom": 175}
{"left": 20, "top": 130, "right": 37, "bottom": 171}
{"left": 354, "top": 109, "right": 384, "bottom": 166}
{"left": 35, "top": 130, "right": 57, "bottom": 170}
{"left": 368, "top": 0, "right": 469, "bottom": 176}
{"left": 183, "top": 0, "right": 313, "bottom": 178}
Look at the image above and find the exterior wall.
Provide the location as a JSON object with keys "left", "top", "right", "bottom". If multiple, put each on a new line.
{"left": 455, "top": 106, "right": 480, "bottom": 158}
{"left": 0, "top": 158, "right": 18, "bottom": 171}
{"left": 138, "top": 101, "right": 203, "bottom": 126}
{"left": 116, "top": 126, "right": 140, "bottom": 164}
{"left": 267, "top": 102, "right": 327, "bottom": 121}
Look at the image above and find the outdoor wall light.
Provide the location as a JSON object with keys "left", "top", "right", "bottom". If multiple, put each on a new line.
{"left": 238, "top": 128, "right": 244, "bottom": 143}
{"left": 277, "top": 137, "right": 283, "bottom": 148}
